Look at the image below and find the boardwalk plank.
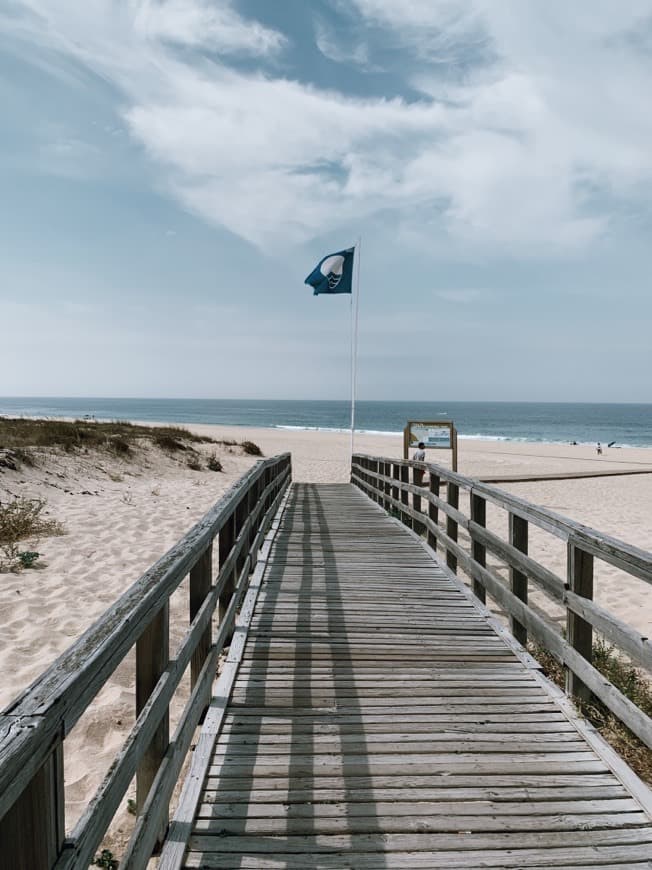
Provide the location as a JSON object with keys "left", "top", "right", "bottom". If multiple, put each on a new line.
{"left": 172, "top": 483, "right": 652, "bottom": 869}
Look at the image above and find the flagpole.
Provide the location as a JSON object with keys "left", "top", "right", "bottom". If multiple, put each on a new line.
{"left": 350, "top": 237, "right": 362, "bottom": 457}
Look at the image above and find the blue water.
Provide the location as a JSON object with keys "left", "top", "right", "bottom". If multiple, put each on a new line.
{"left": 1, "top": 397, "right": 651, "bottom": 448}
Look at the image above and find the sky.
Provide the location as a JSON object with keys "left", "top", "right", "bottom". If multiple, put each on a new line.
{"left": 1, "top": 0, "right": 652, "bottom": 403}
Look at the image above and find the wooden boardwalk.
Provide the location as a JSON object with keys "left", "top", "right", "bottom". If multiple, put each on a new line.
{"left": 180, "top": 483, "right": 652, "bottom": 869}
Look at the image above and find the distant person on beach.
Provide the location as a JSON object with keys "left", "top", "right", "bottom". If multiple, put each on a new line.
{"left": 413, "top": 441, "right": 426, "bottom": 485}
{"left": 596, "top": 442, "right": 602, "bottom": 455}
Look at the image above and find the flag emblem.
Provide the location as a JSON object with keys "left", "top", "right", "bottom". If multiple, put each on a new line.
{"left": 305, "top": 247, "right": 354, "bottom": 296}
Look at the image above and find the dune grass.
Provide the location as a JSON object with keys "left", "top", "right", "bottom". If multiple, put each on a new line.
{"left": 0, "top": 417, "right": 216, "bottom": 454}
{"left": 530, "top": 639, "right": 652, "bottom": 784}
{"left": 0, "top": 417, "right": 262, "bottom": 464}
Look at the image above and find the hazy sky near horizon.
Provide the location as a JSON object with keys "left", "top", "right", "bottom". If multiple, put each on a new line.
{"left": 2, "top": 1, "right": 652, "bottom": 402}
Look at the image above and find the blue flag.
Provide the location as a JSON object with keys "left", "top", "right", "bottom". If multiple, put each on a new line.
{"left": 305, "top": 247, "right": 354, "bottom": 296}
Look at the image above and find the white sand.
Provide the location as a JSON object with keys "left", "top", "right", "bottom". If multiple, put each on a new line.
{"left": 1, "top": 425, "right": 651, "bottom": 855}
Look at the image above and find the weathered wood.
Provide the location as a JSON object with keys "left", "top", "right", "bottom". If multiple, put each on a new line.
{"left": 566, "top": 543, "right": 594, "bottom": 702}
{"left": 121, "top": 645, "right": 218, "bottom": 869}
{"left": 57, "top": 571, "right": 231, "bottom": 870}
{"left": 136, "top": 602, "right": 169, "bottom": 849}
{"left": 158, "top": 486, "right": 291, "bottom": 870}
{"left": 354, "top": 453, "right": 652, "bottom": 586}
{"left": 564, "top": 589, "right": 652, "bottom": 673}
{"left": 180, "top": 481, "right": 652, "bottom": 870}
{"left": 509, "top": 512, "right": 529, "bottom": 646}
{"left": 218, "top": 509, "right": 236, "bottom": 636}
{"left": 428, "top": 470, "right": 440, "bottom": 552}
{"left": 0, "top": 741, "right": 64, "bottom": 870}
{"left": 189, "top": 544, "right": 212, "bottom": 694}
{"left": 383, "top": 460, "right": 391, "bottom": 510}
{"left": 392, "top": 461, "right": 400, "bottom": 503}
{"left": 0, "top": 455, "right": 291, "bottom": 869}
{"left": 400, "top": 464, "right": 410, "bottom": 526}
{"left": 352, "top": 454, "right": 652, "bottom": 748}
{"left": 446, "top": 481, "right": 459, "bottom": 574}
{"left": 0, "top": 458, "right": 289, "bottom": 826}
{"left": 184, "top": 844, "right": 652, "bottom": 869}
{"left": 470, "top": 492, "right": 486, "bottom": 603}
{"left": 412, "top": 465, "right": 425, "bottom": 535}
{"left": 445, "top": 535, "right": 652, "bottom": 749}
{"left": 469, "top": 521, "right": 565, "bottom": 602}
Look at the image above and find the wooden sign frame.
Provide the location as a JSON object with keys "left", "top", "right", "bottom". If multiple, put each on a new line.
{"left": 403, "top": 420, "right": 458, "bottom": 471}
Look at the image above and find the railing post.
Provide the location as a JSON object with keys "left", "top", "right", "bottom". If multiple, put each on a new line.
{"left": 412, "top": 465, "right": 425, "bottom": 535}
{"left": 247, "top": 479, "right": 257, "bottom": 552}
{"left": 136, "top": 602, "right": 170, "bottom": 848}
{"left": 400, "top": 464, "right": 410, "bottom": 527}
{"left": 235, "top": 494, "right": 248, "bottom": 575}
{"left": 392, "top": 462, "right": 399, "bottom": 505}
{"left": 384, "top": 460, "right": 391, "bottom": 509}
{"left": 566, "top": 543, "right": 594, "bottom": 703}
{"left": 0, "top": 741, "right": 65, "bottom": 870}
{"left": 427, "top": 471, "right": 440, "bottom": 551}
{"left": 509, "top": 513, "right": 529, "bottom": 645}
{"left": 190, "top": 544, "right": 213, "bottom": 695}
{"left": 373, "top": 458, "right": 380, "bottom": 503}
{"left": 446, "top": 482, "right": 459, "bottom": 573}
{"left": 218, "top": 510, "right": 236, "bottom": 630}
{"left": 470, "top": 492, "right": 487, "bottom": 603}
{"left": 263, "top": 466, "right": 271, "bottom": 512}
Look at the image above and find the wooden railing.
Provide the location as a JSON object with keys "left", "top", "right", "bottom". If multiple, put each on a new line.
{"left": 352, "top": 454, "right": 652, "bottom": 750}
{"left": 0, "top": 453, "right": 291, "bottom": 870}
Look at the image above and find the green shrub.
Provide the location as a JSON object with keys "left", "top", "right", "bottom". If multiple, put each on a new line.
{"left": 109, "top": 436, "right": 131, "bottom": 456}
{"left": 241, "top": 440, "right": 262, "bottom": 456}
{"left": 207, "top": 453, "right": 223, "bottom": 472}
{"left": 154, "top": 432, "right": 187, "bottom": 452}
{"left": 18, "top": 551, "right": 40, "bottom": 568}
{"left": 93, "top": 850, "right": 118, "bottom": 870}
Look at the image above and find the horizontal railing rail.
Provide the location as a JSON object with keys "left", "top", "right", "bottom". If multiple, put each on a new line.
{"left": 0, "top": 453, "right": 291, "bottom": 870}
{"left": 352, "top": 453, "right": 652, "bottom": 752}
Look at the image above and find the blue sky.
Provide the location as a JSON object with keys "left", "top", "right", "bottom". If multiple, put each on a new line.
{"left": 1, "top": 0, "right": 651, "bottom": 402}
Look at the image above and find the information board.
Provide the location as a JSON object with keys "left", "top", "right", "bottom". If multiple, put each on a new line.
{"left": 403, "top": 420, "right": 458, "bottom": 470}
{"left": 408, "top": 422, "right": 453, "bottom": 449}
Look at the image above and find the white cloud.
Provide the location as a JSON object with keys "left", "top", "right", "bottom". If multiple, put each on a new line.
{"left": 5, "top": 0, "right": 652, "bottom": 254}
{"left": 314, "top": 18, "right": 370, "bottom": 67}
{"left": 133, "top": 0, "right": 285, "bottom": 55}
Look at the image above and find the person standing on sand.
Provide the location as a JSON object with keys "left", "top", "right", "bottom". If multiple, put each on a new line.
{"left": 597, "top": 442, "right": 603, "bottom": 455}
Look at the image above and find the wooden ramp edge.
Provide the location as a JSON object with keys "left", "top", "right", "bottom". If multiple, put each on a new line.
{"left": 162, "top": 483, "right": 652, "bottom": 869}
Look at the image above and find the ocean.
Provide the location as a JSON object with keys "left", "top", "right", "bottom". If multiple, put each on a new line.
{"left": 1, "top": 398, "right": 651, "bottom": 448}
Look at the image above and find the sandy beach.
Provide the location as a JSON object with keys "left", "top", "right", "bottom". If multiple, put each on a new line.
{"left": 1, "top": 424, "right": 651, "bottom": 854}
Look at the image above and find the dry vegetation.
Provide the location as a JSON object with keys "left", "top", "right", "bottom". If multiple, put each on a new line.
{"left": 0, "top": 416, "right": 262, "bottom": 469}
{"left": 0, "top": 416, "right": 263, "bottom": 573}
{"left": 530, "top": 639, "right": 652, "bottom": 785}
{"left": 0, "top": 496, "right": 65, "bottom": 572}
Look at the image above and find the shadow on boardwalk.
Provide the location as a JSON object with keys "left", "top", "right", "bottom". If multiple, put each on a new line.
{"left": 199, "top": 483, "right": 389, "bottom": 867}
